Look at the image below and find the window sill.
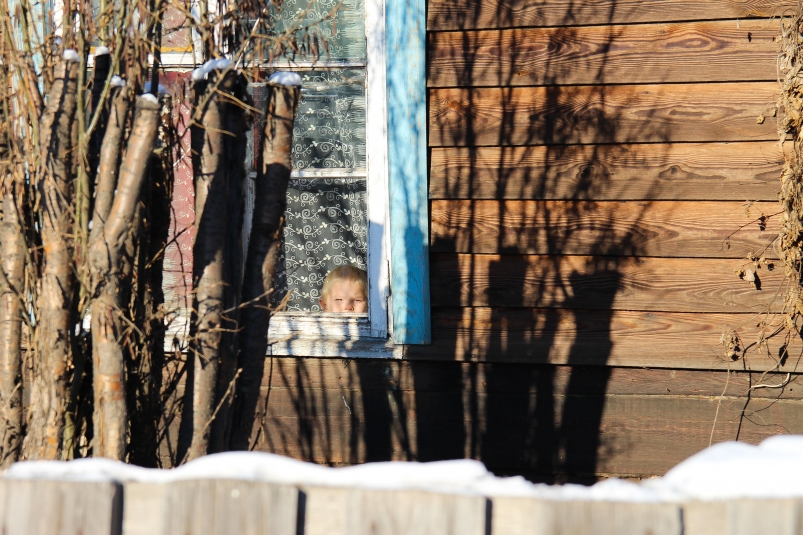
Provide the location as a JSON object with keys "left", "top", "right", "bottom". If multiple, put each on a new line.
{"left": 267, "top": 312, "right": 401, "bottom": 358}
{"left": 267, "top": 338, "right": 400, "bottom": 358}
{"left": 165, "top": 312, "right": 399, "bottom": 358}
{"left": 268, "top": 312, "right": 372, "bottom": 339}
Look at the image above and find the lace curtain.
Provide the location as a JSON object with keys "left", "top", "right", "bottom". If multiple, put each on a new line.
{"left": 266, "top": 0, "right": 368, "bottom": 311}
{"left": 272, "top": 178, "right": 367, "bottom": 311}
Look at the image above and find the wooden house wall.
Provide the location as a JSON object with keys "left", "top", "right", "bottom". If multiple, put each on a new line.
{"left": 421, "top": 0, "right": 790, "bottom": 370}
{"left": 244, "top": 0, "right": 803, "bottom": 481}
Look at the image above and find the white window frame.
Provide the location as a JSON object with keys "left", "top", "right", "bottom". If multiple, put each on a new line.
{"left": 265, "top": 0, "right": 396, "bottom": 357}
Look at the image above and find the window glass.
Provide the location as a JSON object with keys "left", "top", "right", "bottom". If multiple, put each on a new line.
{"left": 272, "top": 177, "right": 367, "bottom": 311}
{"left": 268, "top": 0, "right": 366, "bottom": 62}
{"left": 292, "top": 69, "right": 366, "bottom": 170}
{"left": 265, "top": 0, "right": 368, "bottom": 312}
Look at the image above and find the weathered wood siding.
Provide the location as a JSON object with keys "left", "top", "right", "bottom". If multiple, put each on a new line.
{"left": 238, "top": 0, "right": 803, "bottom": 482}
{"left": 249, "top": 358, "right": 803, "bottom": 481}
{"left": 421, "top": 0, "right": 792, "bottom": 371}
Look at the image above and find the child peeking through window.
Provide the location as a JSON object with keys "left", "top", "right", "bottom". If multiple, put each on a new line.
{"left": 319, "top": 265, "right": 368, "bottom": 313}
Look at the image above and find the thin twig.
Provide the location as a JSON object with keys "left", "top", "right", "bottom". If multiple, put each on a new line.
{"left": 709, "top": 365, "right": 731, "bottom": 448}
{"left": 750, "top": 373, "right": 792, "bottom": 390}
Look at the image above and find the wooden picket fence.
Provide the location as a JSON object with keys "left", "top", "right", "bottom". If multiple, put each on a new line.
{"left": 0, "top": 476, "right": 796, "bottom": 535}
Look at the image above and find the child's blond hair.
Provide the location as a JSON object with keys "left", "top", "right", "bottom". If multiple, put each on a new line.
{"left": 321, "top": 265, "right": 367, "bottom": 300}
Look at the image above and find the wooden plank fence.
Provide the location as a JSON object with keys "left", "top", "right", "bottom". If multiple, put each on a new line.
{"left": 122, "top": 480, "right": 298, "bottom": 535}
{"left": 0, "top": 479, "right": 122, "bottom": 535}
{"left": 2, "top": 475, "right": 803, "bottom": 535}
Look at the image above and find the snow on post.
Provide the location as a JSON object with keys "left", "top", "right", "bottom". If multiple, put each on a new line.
{"left": 62, "top": 49, "right": 79, "bottom": 62}
{"left": 268, "top": 71, "right": 302, "bottom": 86}
{"left": 191, "top": 58, "right": 234, "bottom": 82}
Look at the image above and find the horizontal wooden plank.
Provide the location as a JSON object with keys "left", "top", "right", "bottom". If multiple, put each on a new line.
{"left": 429, "top": 83, "right": 779, "bottom": 147}
{"left": 430, "top": 200, "right": 779, "bottom": 257}
{"left": 429, "top": 143, "right": 783, "bottom": 201}
{"left": 258, "top": 357, "right": 803, "bottom": 398}
{"left": 167, "top": 358, "right": 803, "bottom": 478}
{"left": 429, "top": 253, "right": 783, "bottom": 312}
{"left": 255, "top": 362, "right": 803, "bottom": 478}
{"left": 428, "top": 20, "right": 779, "bottom": 88}
{"left": 479, "top": 393, "right": 803, "bottom": 477}
{"left": 427, "top": 0, "right": 794, "bottom": 31}
{"left": 405, "top": 307, "right": 797, "bottom": 371}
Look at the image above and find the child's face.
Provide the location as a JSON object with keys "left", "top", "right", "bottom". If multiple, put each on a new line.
{"left": 319, "top": 280, "right": 367, "bottom": 312}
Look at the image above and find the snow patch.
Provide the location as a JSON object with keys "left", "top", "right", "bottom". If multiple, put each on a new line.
{"left": 140, "top": 93, "right": 159, "bottom": 104}
{"left": 191, "top": 60, "right": 214, "bottom": 81}
{"left": 192, "top": 58, "right": 234, "bottom": 82}
{"left": 644, "top": 436, "right": 803, "bottom": 501}
{"left": 94, "top": 46, "right": 110, "bottom": 56}
{"left": 212, "top": 58, "right": 231, "bottom": 71}
{"left": 110, "top": 76, "right": 126, "bottom": 88}
{"left": 143, "top": 81, "right": 167, "bottom": 95}
{"left": 191, "top": 66, "right": 208, "bottom": 81}
{"left": 0, "top": 452, "right": 665, "bottom": 501}
{"left": 8, "top": 436, "right": 803, "bottom": 502}
{"left": 269, "top": 71, "right": 302, "bottom": 87}
{"left": 63, "top": 49, "right": 79, "bottom": 62}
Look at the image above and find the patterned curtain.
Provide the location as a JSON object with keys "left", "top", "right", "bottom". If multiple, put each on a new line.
{"left": 249, "top": 0, "right": 369, "bottom": 312}
{"left": 272, "top": 178, "right": 367, "bottom": 311}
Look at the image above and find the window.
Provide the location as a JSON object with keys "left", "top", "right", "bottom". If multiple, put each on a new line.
{"left": 237, "top": 0, "right": 397, "bottom": 356}
{"left": 161, "top": 0, "right": 431, "bottom": 353}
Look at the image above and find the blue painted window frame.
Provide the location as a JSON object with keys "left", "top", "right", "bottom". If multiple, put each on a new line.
{"left": 386, "top": 0, "right": 431, "bottom": 344}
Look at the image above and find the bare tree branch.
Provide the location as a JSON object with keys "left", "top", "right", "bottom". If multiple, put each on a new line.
{"left": 23, "top": 57, "right": 80, "bottom": 461}
{"left": 89, "top": 95, "right": 161, "bottom": 460}
{"left": 179, "top": 69, "right": 250, "bottom": 462}
{"left": 230, "top": 81, "right": 299, "bottom": 451}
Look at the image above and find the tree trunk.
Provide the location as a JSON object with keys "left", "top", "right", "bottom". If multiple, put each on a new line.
{"left": 0, "top": 164, "right": 25, "bottom": 468}
{"left": 230, "top": 81, "right": 300, "bottom": 451}
{"left": 84, "top": 86, "right": 130, "bottom": 460}
{"left": 87, "top": 50, "right": 113, "bottom": 208}
{"left": 91, "top": 87, "right": 131, "bottom": 240}
{"left": 23, "top": 57, "right": 80, "bottom": 460}
{"left": 127, "top": 93, "right": 173, "bottom": 467}
{"left": 210, "top": 80, "right": 249, "bottom": 455}
{"left": 0, "top": 63, "right": 24, "bottom": 467}
{"left": 179, "top": 70, "right": 249, "bottom": 462}
{"left": 89, "top": 95, "right": 161, "bottom": 460}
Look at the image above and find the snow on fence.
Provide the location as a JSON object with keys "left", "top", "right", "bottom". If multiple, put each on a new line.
{"left": 4, "top": 436, "right": 803, "bottom": 535}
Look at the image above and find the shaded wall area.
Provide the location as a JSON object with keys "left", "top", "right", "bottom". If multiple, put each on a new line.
{"left": 248, "top": 0, "right": 803, "bottom": 481}
{"left": 252, "top": 358, "right": 803, "bottom": 482}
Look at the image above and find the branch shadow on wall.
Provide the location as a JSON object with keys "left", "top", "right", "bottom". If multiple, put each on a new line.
{"left": 416, "top": 0, "right": 668, "bottom": 482}
{"left": 248, "top": 0, "right": 779, "bottom": 482}
{"left": 254, "top": 0, "right": 669, "bottom": 481}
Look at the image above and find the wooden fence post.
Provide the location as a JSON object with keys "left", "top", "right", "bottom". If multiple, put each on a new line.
{"left": 683, "top": 499, "right": 803, "bottom": 535}
{"left": 299, "top": 486, "right": 487, "bottom": 535}
{"left": 0, "top": 479, "right": 122, "bottom": 535}
{"left": 300, "top": 487, "right": 348, "bottom": 535}
{"left": 490, "top": 497, "right": 682, "bottom": 535}
{"left": 123, "top": 480, "right": 299, "bottom": 535}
